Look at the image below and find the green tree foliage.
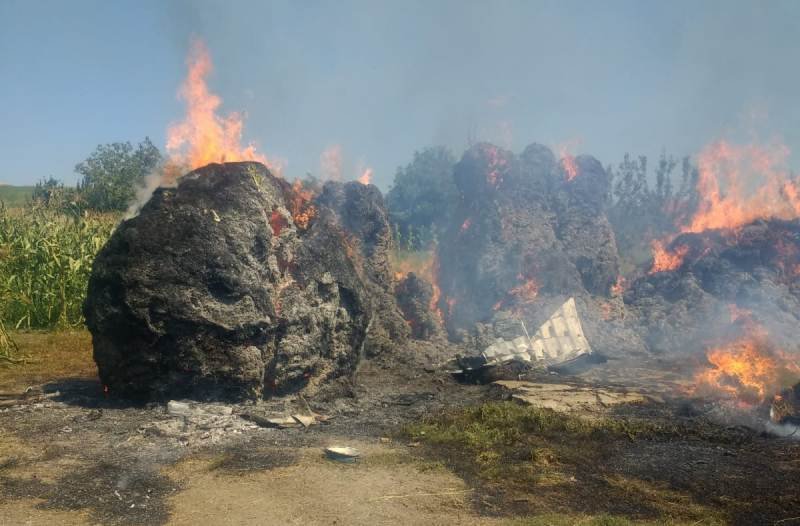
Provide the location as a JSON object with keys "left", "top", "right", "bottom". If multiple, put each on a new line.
{"left": 607, "top": 153, "right": 699, "bottom": 270}
{"left": 75, "top": 138, "right": 161, "bottom": 211}
{"left": 386, "top": 146, "right": 457, "bottom": 249}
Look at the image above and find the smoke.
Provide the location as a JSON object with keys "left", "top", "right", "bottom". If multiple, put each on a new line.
{"left": 319, "top": 145, "right": 343, "bottom": 181}
{"left": 132, "top": 0, "right": 799, "bottom": 190}
{"left": 2, "top": 1, "right": 800, "bottom": 187}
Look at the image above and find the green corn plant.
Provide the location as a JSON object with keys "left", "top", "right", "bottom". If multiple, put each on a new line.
{"left": 0, "top": 202, "right": 117, "bottom": 330}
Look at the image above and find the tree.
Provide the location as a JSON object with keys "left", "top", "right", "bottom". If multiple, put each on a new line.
{"left": 386, "top": 146, "right": 457, "bottom": 249}
{"left": 75, "top": 138, "right": 161, "bottom": 211}
{"left": 607, "top": 153, "right": 699, "bottom": 271}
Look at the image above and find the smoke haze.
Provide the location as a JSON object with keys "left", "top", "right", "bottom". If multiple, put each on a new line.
{"left": 1, "top": 0, "right": 798, "bottom": 187}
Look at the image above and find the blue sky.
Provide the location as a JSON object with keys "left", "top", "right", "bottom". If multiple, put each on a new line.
{"left": 1, "top": 0, "right": 798, "bottom": 188}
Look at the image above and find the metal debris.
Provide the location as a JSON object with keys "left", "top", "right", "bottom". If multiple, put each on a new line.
{"left": 241, "top": 412, "right": 320, "bottom": 429}
{"left": 324, "top": 446, "right": 360, "bottom": 463}
{"left": 447, "top": 298, "right": 594, "bottom": 375}
{"left": 483, "top": 298, "right": 591, "bottom": 367}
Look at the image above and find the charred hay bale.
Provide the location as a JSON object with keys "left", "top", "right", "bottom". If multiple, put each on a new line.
{"left": 437, "top": 143, "right": 621, "bottom": 341}
{"left": 315, "top": 181, "right": 410, "bottom": 354}
{"left": 395, "top": 272, "right": 444, "bottom": 340}
{"left": 625, "top": 219, "right": 800, "bottom": 355}
{"left": 84, "top": 162, "right": 371, "bottom": 401}
{"left": 554, "top": 155, "right": 620, "bottom": 296}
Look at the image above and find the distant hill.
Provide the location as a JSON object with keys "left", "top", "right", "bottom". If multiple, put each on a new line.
{"left": 0, "top": 185, "right": 35, "bottom": 208}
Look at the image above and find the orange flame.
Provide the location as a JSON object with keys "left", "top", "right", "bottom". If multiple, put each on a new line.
{"left": 561, "top": 155, "right": 579, "bottom": 181}
{"left": 357, "top": 168, "right": 373, "bottom": 186}
{"left": 682, "top": 140, "right": 799, "bottom": 233}
{"left": 610, "top": 276, "right": 626, "bottom": 296}
{"left": 649, "top": 240, "right": 689, "bottom": 274}
{"left": 555, "top": 140, "right": 581, "bottom": 181}
{"left": 694, "top": 332, "right": 800, "bottom": 405}
{"left": 509, "top": 278, "right": 539, "bottom": 303}
{"left": 391, "top": 248, "right": 445, "bottom": 324}
{"left": 289, "top": 180, "right": 316, "bottom": 229}
{"left": 166, "top": 39, "right": 278, "bottom": 177}
{"left": 494, "top": 275, "right": 539, "bottom": 315}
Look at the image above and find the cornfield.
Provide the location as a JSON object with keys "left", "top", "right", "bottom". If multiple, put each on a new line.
{"left": 0, "top": 203, "right": 117, "bottom": 333}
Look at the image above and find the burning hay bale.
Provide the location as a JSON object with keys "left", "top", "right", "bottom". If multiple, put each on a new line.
{"left": 315, "top": 180, "right": 410, "bottom": 354}
{"left": 395, "top": 272, "right": 444, "bottom": 340}
{"left": 436, "top": 142, "right": 641, "bottom": 356}
{"left": 84, "top": 162, "right": 375, "bottom": 401}
{"left": 626, "top": 219, "right": 800, "bottom": 355}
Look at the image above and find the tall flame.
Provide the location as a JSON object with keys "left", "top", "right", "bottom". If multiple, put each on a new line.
{"left": 561, "top": 155, "right": 579, "bottom": 181}
{"left": 555, "top": 139, "right": 581, "bottom": 181}
{"left": 648, "top": 139, "right": 800, "bottom": 270}
{"left": 166, "top": 39, "right": 276, "bottom": 177}
{"left": 683, "top": 140, "right": 799, "bottom": 233}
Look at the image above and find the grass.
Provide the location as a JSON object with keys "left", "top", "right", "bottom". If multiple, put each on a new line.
{"left": 405, "top": 402, "right": 654, "bottom": 483}
{"left": 403, "top": 402, "right": 726, "bottom": 524}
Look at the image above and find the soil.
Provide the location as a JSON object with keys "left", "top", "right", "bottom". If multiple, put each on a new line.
{"left": 1, "top": 332, "right": 799, "bottom": 525}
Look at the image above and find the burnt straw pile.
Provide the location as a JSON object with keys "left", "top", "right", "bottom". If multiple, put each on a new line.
{"left": 436, "top": 142, "right": 643, "bottom": 356}
{"left": 84, "top": 162, "right": 406, "bottom": 401}
{"left": 627, "top": 219, "right": 800, "bottom": 355}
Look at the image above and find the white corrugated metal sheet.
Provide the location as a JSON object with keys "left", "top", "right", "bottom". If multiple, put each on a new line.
{"left": 482, "top": 297, "right": 591, "bottom": 367}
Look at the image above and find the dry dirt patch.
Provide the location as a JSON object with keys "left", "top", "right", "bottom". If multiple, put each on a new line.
{"left": 166, "top": 442, "right": 502, "bottom": 526}
{"left": 0, "top": 331, "right": 96, "bottom": 393}
{"left": 0, "top": 497, "right": 90, "bottom": 525}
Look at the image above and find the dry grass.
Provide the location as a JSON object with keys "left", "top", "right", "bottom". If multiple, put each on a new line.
{"left": 0, "top": 330, "right": 96, "bottom": 392}
{"left": 403, "top": 402, "right": 726, "bottom": 524}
